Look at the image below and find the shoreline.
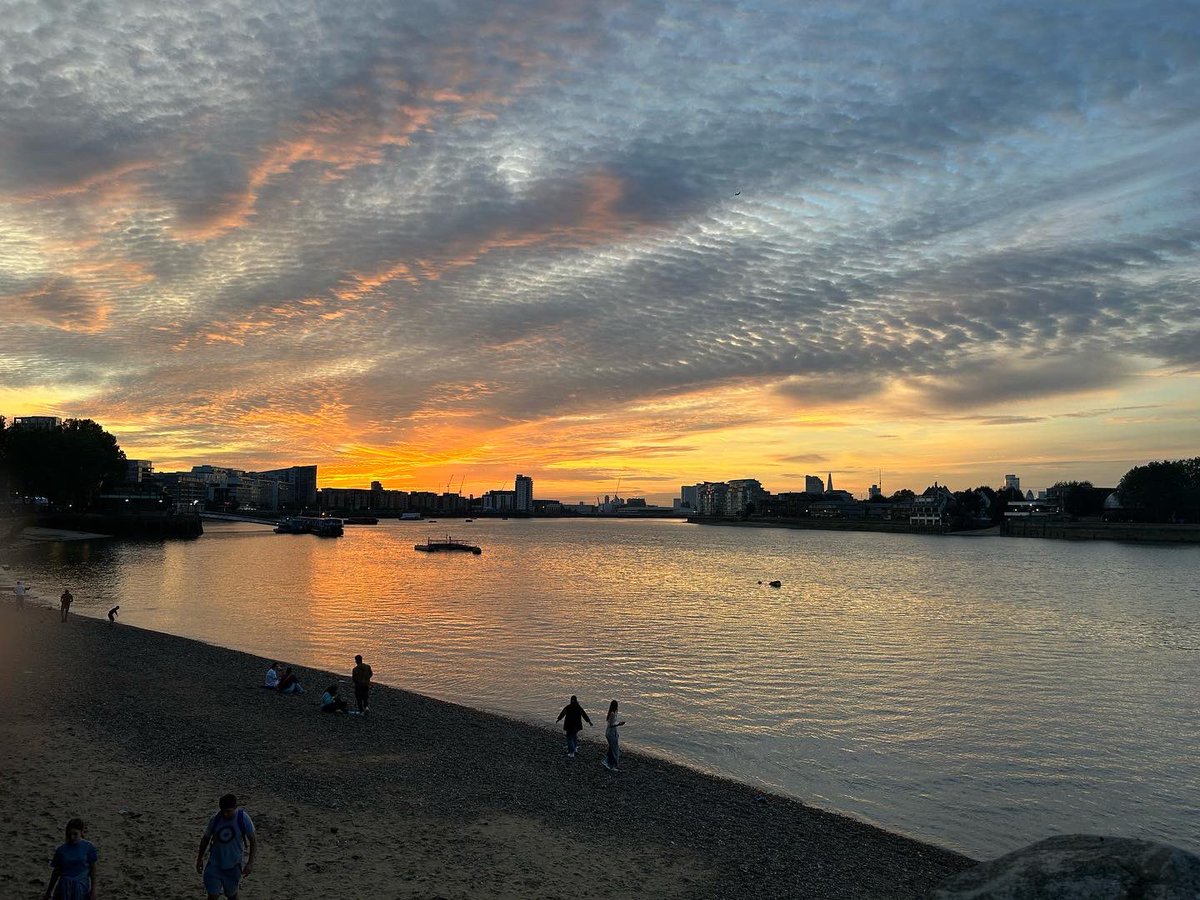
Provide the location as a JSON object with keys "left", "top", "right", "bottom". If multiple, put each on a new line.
{"left": 1, "top": 603, "right": 973, "bottom": 898}
{"left": 691, "top": 516, "right": 1200, "bottom": 543}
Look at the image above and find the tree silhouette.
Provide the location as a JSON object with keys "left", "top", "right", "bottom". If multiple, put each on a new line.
{"left": 1117, "top": 459, "right": 1200, "bottom": 523}
{"left": 4, "top": 418, "right": 126, "bottom": 509}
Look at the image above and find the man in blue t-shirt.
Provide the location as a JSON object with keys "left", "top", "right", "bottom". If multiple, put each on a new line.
{"left": 196, "top": 794, "right": 256, "bottom": 899}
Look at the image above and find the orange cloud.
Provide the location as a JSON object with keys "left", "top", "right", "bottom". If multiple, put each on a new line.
{"left": 9, "top": 160, "right": 155, "bottom": 205}
{"left": 172, "top": 51, "right": 529, "bottom": 242}
{"left": 335, "top": 262, "right": 421, "bottom": 302}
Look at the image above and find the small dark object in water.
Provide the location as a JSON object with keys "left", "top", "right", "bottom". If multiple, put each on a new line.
{"left": 769, "top": 580, "right": 782, "bottom": 588}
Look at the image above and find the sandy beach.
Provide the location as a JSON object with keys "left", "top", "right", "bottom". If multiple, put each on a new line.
{"left": 0, "top": 599, "right": 973, "bottom": 898}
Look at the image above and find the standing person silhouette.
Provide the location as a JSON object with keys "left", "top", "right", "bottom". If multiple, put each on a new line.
{"left": 555, "top": 695, "right": 592, "bottom": 759}
{"left": 107, "top": 606, "right": 119, "bottom": 623}
{"left": 14, "top": 579, "right": 26, "bottom": 610}
{"left": 351, "top": 654, "right": 373, "bottom": 714}
{"left": 59, "top": 589, "right": 73, "bottom": 622}
{"left": 603, "top": 700, "right": 626, "bottom": 772}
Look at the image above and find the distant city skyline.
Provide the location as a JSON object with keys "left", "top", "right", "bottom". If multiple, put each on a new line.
{"left": 3, "top": 2, "right": 1198, "bottom": 503}
{"left": 105, "top": 432, "right": 1116, "bottom": 504}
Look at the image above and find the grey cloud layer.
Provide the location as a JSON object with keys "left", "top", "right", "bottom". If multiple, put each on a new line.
{"left": 2, "top": 0, "right": 1199, "bottom": 439}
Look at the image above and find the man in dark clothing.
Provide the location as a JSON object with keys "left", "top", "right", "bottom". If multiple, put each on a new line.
{"left": 555, "top": 695, "right": 592, "bottom": 759}
{"left": 59, "top": 589, "right": 73, "bottom": 622}
{"left": 351, "top": 654, "right": 373, "bottom": 714}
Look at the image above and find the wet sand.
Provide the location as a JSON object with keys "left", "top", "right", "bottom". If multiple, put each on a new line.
{"left": 0, "top": 601, "right": 973, "bottom": 898}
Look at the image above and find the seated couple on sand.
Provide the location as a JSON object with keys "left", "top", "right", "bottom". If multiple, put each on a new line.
{"left": 265, "top": 663, "right": 304, "bottom": 694}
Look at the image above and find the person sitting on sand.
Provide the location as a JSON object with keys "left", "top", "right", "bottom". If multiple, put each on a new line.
{"left": 263, "top": 662, "right": 279, "bottom": 690}
{"left": 44, "top": 817, "right": 98, "bottom": 900}
{"left": 276, "top": 666, "right": 303, "bottom": 694}
{"left": 59, "top": 589, "right": 73, "bottom": 623}
{"left": 107, "top": 606, "right": 119, "bottom": 623}
{"left": 556, "top": 695, "right": 592, "bottom": 759}
{"left": 321, "top": 683, "right": 349, "bottom": 714}
{"left": 196, "top": 793, "right": 255, "bottom": 900}
{"left": 603, "top": 700, "right": 626, "bottom": 772}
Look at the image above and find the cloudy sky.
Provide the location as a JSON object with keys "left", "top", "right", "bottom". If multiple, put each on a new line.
{"left": 2, "top": 0, "right": 1198, "bottom": 501}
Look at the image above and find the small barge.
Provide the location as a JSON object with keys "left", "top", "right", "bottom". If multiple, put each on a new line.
{"left": 414, "top": 535, "right": 482, "bottom": 554}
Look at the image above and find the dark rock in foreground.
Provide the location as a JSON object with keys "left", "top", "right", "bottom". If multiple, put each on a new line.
{"left": 933, "top": 834, "right": 1200, "bottom": 899}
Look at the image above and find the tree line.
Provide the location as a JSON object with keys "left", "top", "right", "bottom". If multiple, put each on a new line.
{"left": 0, "top": 417, "right": 126, "bottom": 511}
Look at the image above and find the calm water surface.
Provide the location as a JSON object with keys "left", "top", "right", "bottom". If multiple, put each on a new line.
{"left": 11, "top": 519, "right": 1200, "bottom": 857}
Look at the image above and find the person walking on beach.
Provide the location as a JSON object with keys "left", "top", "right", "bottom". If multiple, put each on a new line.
{"left": 14, "top": 579, "right": 26, "bottom": 610}
{"left": 107, "top": 605, "right": 119, "bottom": 623}
{"left": 556, "top": 695, "right": 592, "bottom": 759}
{"left": 321, "top": 683, "right": 349, "bottom": 714}
{"left": 44, "top": 817, "right": 98, "bottom": 900}
{"left": 602, "top": 700, "right": 625, "bottom": 772}
{"left": 59, "top": 589, "right": 73, "bottom": 622}
{"left": 351, "top": 654, "right": 372, "bottom": 714}
{"left": 196, "top": 793, "right": 256, "bottom": 900}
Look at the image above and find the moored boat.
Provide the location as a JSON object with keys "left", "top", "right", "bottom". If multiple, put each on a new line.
{"left": 344, "top": 516, "right": 379, "bottom": 525}
{"left": 274, "top": 515, "right": 344, "bottom": 537}
{"left": 309, "top": 516, "right": 344, "bottom": 537}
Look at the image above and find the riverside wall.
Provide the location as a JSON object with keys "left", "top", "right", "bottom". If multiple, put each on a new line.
{"left": 1002, "top": 519, "right": 1200, "bottom": 543}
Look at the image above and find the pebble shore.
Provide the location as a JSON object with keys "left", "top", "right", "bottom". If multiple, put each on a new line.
{"left": 0, "top": 602, "right": 974, "bottom": 898}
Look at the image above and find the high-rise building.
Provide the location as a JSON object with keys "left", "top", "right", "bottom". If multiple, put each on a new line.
{"left": 826, "top": 472, "right": 834, "bottom": 493}
{"left": 482, "top": 489, "right": 516, "bottom": 511}
{"left": 868, "top": 484, "right": 882, "bottom": 500}
{"left": 727, "top": 478, "right": 766, "bottom": 515}
{"left": 1004, "top": 474, "right": 1020, "bottom": 492}
{"left": 804, "top": 475, "right": 824, "bottom": 494}
{"left": 515, "top": 474, "right": 533, "bottom": 513}
{"left": 257, "top": 465, "right": 318, "bottom": 507}
{"left": 696, "top": 482, "right": 730, "bottom": 517}
{"left": 680, "top": 484, "right": 699, "bottom": 509}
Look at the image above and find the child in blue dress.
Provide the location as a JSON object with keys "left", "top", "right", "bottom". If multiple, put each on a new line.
{"left": 44, "top": 818, "right": 98, "bottom": 900}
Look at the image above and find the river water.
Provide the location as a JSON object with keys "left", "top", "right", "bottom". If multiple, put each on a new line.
{"left": 9, "top": 518, "right": 1200, "bottom": 858}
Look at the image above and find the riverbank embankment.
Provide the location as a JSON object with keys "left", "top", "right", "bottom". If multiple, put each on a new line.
{"left": 690, "top": 516, "right": 916, "bottom": 534}
{"left": 0, "top": 602, "right": 973, "bottom": 899}
{"left": 1002, "top": 519, "right": 1200, "bottom": 542}
{"left": 694, "top": 516, "right": 1200, "bottom": 543}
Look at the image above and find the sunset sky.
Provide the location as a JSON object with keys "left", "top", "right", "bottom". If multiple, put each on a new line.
{"left": 2, "top": 1, "right": 1198, "bottom": 502}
